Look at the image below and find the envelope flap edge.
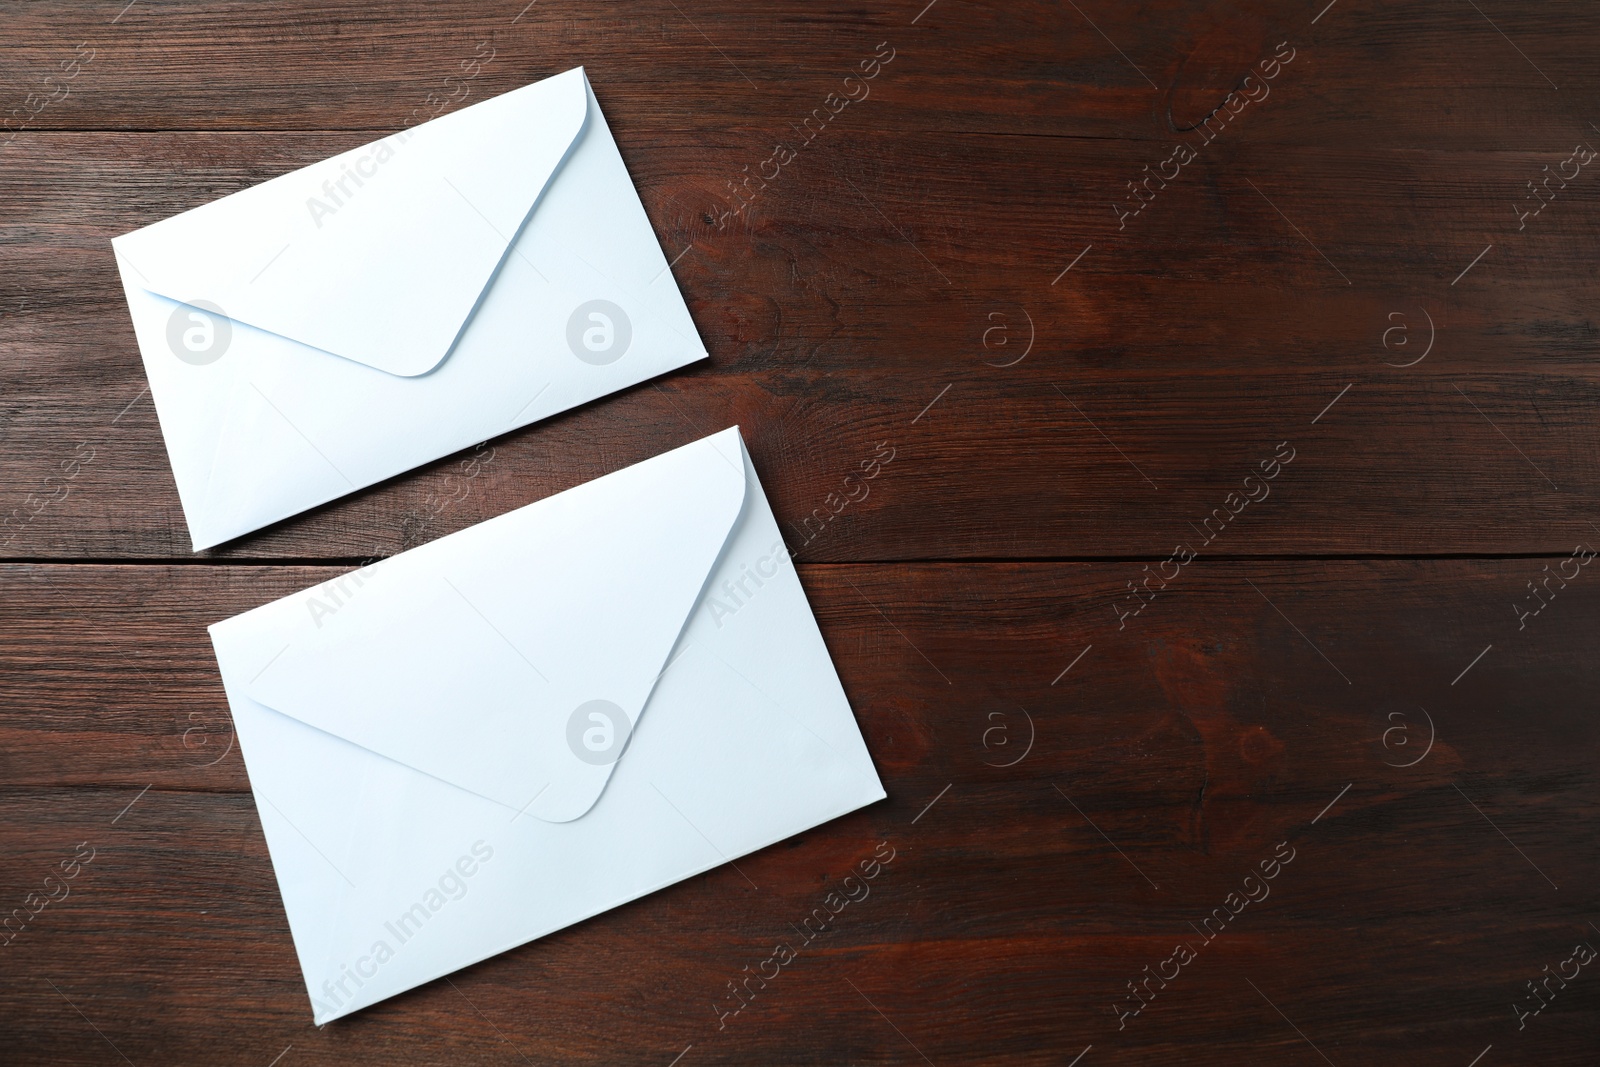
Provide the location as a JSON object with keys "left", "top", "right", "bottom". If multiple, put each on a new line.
{"left": 111, "top": 67, "right": 593, "bottom": 378}
{"left": 528, "top": 427, "right": 751, "bottom": 823}
{"left": 236, "top": 427, "right": 752, "bottom": 822}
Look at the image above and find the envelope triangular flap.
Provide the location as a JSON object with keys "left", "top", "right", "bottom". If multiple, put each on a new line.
{"left": 246, "top": 429, "right": 748, "bottom": 822}
{"left": 111, "top": 67, "right": 591, "bottom": 378}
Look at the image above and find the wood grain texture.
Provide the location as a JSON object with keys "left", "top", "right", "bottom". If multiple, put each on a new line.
{"left": 2, "top": 126, "right": 1598, "bottom": 558}
{"left": 2, "top": 0, "right": 1598, "bottom": 1062}
{"left": 0, "top": 561, "right": 1595, "bottom": 1065}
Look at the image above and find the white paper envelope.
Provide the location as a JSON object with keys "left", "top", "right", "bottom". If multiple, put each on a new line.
{"left": 112, "top": 67, "right": 706, "bottom": 551}
{"left": 208, "top": 427, "right": 886, "bottom": 1022}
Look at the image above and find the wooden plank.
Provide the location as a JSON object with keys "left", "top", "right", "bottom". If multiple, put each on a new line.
{"left": 0, "top": 0, "right": 1595, "bottom": 144}
{"left": 0, "top": 561, "right": 1594, "bottom": 1063}
{"left": 1, "top": 127, "right": 1597, "bottom": 559}
{"left": 2, "top": 364, "right": 1595, "bottom": 560}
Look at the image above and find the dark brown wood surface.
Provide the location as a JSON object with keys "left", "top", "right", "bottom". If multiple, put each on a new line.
{"left": 1, "top": 1, "right": 1595, "bottom": 1064}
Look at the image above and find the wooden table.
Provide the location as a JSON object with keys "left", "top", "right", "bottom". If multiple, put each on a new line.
{"left": 3, "top": 1, "right": 1596, "bottom": 1063}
